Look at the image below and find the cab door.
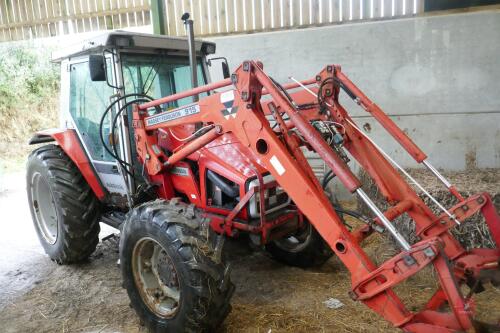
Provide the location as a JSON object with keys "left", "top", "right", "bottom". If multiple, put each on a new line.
{"left": 67, "top": 57, "right": 129, "bottom": 202}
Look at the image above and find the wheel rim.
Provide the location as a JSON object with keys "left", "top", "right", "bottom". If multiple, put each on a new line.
{"left": 274, "top": 223, "right": 313, "bottom": 253}
{"left": 30, "top": 172, "right": 58, "bottom": 245}
{"left": 132, "top": 237, "right": 181, "bottom": 318}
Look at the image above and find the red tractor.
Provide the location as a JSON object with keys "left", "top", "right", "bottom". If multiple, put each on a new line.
{"left": 27, "top": 17, "right": 500, "bottom": 333}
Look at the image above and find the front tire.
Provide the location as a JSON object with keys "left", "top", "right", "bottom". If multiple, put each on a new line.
{"left": 120, "top": 199, "right": 234, "bottom": 332}
{"left": 26, "top": 144, "right": 101, "bottom": 264}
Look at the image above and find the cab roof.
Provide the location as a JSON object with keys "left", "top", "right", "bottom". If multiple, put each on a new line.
{"left": 51, "top": 31, "right": 216, "bottom": 62}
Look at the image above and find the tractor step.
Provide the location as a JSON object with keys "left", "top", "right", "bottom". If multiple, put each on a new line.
{"left": 101, "top": 211, "right": 126, "bottom": 229}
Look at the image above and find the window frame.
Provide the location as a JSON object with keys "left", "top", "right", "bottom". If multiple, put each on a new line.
{"left": 66, "top": 55, "right": 121, "bottom": 164}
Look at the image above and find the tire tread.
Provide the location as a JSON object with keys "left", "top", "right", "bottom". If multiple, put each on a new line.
{"left": 27, "top": 144, "right": 100, "bottom": 264}
{"left": 121, "top": 199, "right": 234, "bottom": 332}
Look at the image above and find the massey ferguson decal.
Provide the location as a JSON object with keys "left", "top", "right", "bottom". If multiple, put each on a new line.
{"left": 220, "top": 90, "right": 239, "bottom": 119}
{"left": 145, "top": 104, "right": 200, "bottom": 126}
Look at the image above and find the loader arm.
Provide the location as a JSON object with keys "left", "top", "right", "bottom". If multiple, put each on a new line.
{"left": 132, "top": 61, "right": 500, "bottom": 332}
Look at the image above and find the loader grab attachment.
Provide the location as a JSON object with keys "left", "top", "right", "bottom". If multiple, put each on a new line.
{"left": 133, "top": 61, "right": 500, "bottom": 332}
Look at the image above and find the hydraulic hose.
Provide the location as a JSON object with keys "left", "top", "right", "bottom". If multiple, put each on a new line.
{"left": 99, "top": 93, "right": 156, "bottom": 177}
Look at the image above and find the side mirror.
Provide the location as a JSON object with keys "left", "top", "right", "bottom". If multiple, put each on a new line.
{"left": 207, "top": 57, "right": 231, "bottom": 80}
{"left": 89, "top": 55, "right": 106, "bottom": 81}
{"left": 221, "top": 62, "right": 230, "bottom": 79}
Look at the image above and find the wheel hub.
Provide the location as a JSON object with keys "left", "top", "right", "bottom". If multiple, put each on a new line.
{"left": 132, "top": 237, "right": 181, "bottom": 318}
{"left": 156, "top": 251, "right": 178, "bottom": 288}
{"left": 30, "top": 172, "right": 58, "bottom": 245}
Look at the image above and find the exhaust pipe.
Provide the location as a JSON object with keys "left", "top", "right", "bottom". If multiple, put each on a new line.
{"left": 181, "top": 13, "right": 198, "bottom": 103}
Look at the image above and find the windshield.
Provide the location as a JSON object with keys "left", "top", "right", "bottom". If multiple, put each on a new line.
{"left": 120, "top": 53, "right": 207, "bottom": 179}
{"left": 121, "top": 53, "right": 206, "bottom": 108}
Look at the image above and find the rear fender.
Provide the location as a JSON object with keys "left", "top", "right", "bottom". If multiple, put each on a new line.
{"left": 29, "top": 129, "right": 107, "bottom": 200}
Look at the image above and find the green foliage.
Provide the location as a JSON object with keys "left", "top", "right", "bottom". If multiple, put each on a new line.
{"left": 0, "top": 43, "right": 59, "bottom": 165}
{"left": 0, "top": 45, "right": 59, "bottom": 112}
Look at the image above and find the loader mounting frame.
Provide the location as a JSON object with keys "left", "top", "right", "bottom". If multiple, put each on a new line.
{"left": 132, "top": 60, "right": 500, "bottom": 332}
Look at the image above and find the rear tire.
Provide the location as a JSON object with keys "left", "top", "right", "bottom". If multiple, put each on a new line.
{"left": 26, "top": 144, "right": 101, "bottom": 264}
{"left": 120, "top": 199, "right": 234, "bottom": 332}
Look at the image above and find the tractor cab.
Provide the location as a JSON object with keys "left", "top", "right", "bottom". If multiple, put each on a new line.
{"left": 48, "top": 30, "right": 291, "bottom": 229}
{"left": 51, "top": 31, "right": 217, "bottom": 205}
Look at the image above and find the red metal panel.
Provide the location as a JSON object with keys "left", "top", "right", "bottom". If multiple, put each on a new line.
{"left": 169, "top": 162, "right": 202, "bottom": 205}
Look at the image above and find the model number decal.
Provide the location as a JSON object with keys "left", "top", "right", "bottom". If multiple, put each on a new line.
{"left": 170, "top": 166, "right": 190, "bottom": 176}
{"left": 145, "top": 104, "right": 200, "bottom": 127}
{"left": 105, "top": 182, "right": 125, "bottom": 190}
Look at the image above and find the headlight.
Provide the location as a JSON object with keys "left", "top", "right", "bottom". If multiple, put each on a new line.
{"left": 247, "top": 175, "right": 291, "bottom": 218}
{"left": 202, "top": 42, "right": 216, "bottom": 55}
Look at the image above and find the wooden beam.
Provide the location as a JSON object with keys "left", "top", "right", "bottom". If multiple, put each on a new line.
{"left": 151, "top": 0, "right": 166, "bottom": 34}
{"left": 0, "top": 4, "right": 150, "bottom": 29}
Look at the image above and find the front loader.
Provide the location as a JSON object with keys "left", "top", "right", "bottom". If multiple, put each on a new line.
{"left": 27, "top": 16, "right": 500, "bottom": 332}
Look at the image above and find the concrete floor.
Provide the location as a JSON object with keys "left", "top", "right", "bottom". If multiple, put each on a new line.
{"left": 0, "top": 171, "right": 116, "bottom": 310}
{"left": 0, "top": 171, "right": 52, "bottom": 309}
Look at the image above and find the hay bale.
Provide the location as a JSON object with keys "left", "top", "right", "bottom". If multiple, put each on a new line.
{"left": 357, "top": 168, "right": 500, "bottom": 249}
